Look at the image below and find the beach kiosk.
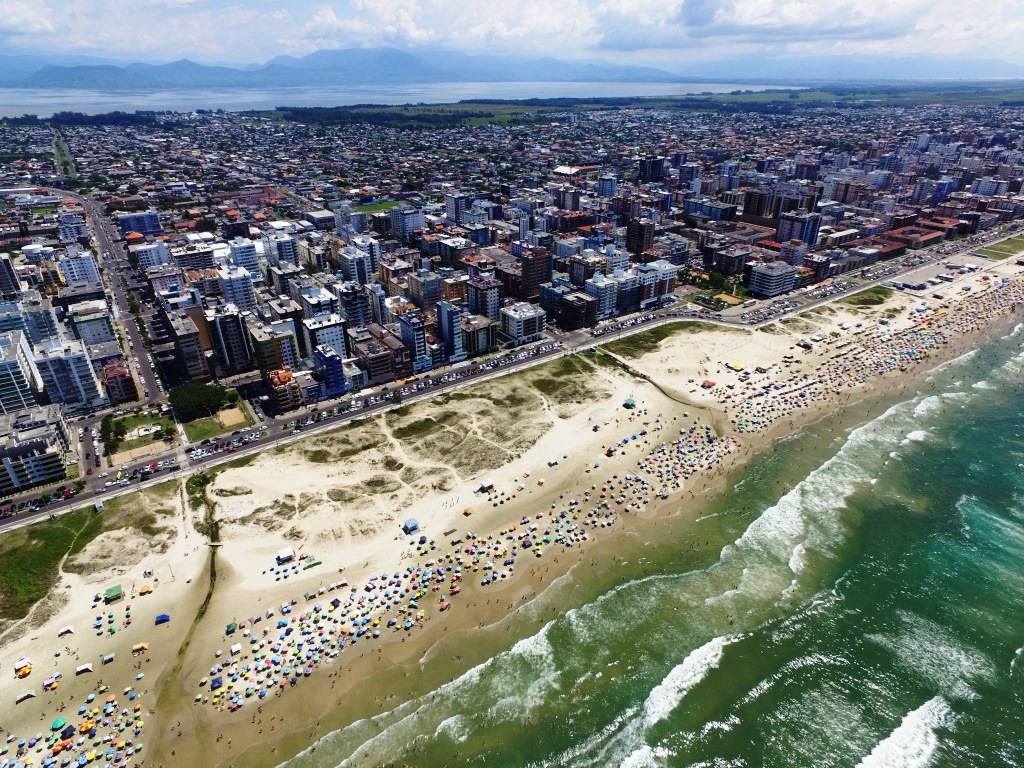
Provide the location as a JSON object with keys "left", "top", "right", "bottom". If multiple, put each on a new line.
{"left": 402, "top": 518, "right": 420, "bottom": 535}
{"left": 276, "top": 547, "right": 296, "bottom": 566}
{"left": 101, "top": 653, "right": 115, "bottom": 665}
{"left": 104, "top": 585, "right": 123, "bottom": 604}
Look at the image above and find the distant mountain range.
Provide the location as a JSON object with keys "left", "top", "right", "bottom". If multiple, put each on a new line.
{"left": 1, "top": 49, "right": 1022, "bottom": 92}
{"left": 0, "top": 48, "right": 688, "bottom": 91}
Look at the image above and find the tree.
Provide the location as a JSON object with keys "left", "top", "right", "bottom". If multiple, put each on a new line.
{"left": 168, "top": 382, "right": 228, "bottom": 421}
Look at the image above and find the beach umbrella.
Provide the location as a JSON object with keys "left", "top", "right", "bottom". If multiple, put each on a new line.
{"left": 50, "top": 719, "right": 65, "bottom": 732}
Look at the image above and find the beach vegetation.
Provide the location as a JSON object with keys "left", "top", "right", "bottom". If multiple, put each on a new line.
{"left": 0, "top": 508, "right": 104, "bottom": 625}
{"left": 604, "top": 321, "right": 722, "bottom": 359}
{"left": 841, "top": 286, "right": 893, "bottom": 307}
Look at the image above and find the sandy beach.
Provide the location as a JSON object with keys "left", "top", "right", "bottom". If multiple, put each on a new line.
{"left": 3, "top": 259, "right": 1023, "bottom": 768}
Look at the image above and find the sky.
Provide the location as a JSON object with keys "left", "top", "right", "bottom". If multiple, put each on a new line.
{"left": 4, "top": 0, "right": 1024, "bottom": 68}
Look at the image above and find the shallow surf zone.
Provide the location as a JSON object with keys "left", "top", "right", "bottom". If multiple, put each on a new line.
{"left": 273, "top": 329, "right": 1024, "bottom": 768}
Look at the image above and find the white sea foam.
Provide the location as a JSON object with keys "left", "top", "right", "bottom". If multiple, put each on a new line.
{"left": 902, "top": 430, "right": 930, "bottom": 444}
{"left": 788, "top": 543, "right": 807, "bottom": 574}
{"left": 643, "top": 636, "right": 735, "bottom": 728}
{"left": 619, "top": 745, "right": 659, "bottom": 768}
{"left": 434, "top": 714, "right": 468, "bottom": 744}
{"left": 855, "top": 697, "right": 953, "bottom": 768}
{"left": 972, "top": 379, "right": 996, "bottom": 390}
{"left": 867, "top": 611, "right": 996, "bottom": 699}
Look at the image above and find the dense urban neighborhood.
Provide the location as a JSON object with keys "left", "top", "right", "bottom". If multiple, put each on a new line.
{"left": 1, "top": 102, "right": 1024, "bottom": 518}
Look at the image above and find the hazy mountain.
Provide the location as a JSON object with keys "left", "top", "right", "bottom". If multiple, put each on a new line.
{"left": 7, "top": 49, "right": 1024, "bottom": 91}
{"left": 125, "top": 59, "right": 257, "bottom": 88}
{"left": 18, "top": 65, "right": 168, "bottom": 90}
{"left": 6, "top": 47, "right": 687, "bottom": 90}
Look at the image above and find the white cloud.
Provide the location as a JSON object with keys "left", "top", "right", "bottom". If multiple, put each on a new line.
{"left": 0, "top": 0, "right": 56, "bottom": 34}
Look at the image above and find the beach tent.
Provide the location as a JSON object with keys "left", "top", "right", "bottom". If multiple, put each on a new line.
{"left": 139, "top": 585, "right": 152, "bottom": 595}
{"left": 226, "top": 622, "right": 238, "bottom": 635}
{"left": 230, "top": 643, "right": 242, "bottom": 656}
{"left": 101, "top": 653, "right": 115, "bottom": 665}
{"left": 104, "top": 585, "right": 123, "bottom": 604}
{"left": 475, "top": 479, "right": 495, "bottom": 494}
{"left": 60, "top": 725, "right": 76, "bottom": 740}
{"left": 275, "top": 547, "right": 295, "bottom": 565}
{"left": 131, "top": 643, "right": 149, "bottom": 654}
{"left": 75, "top": 664, "right": 93, "bottom": 676}
{"left": 57, "top": 625, "right": 74, "bottom": 637}
{"left": 13, "top": 658, "right": 31, "bottom": 673}
{"left": 402, "top": 519, "right": 420, "bottom": 535}
{"left": 210, "top": 677, "right": 223, "bottom": 691}
{"left": 623, "top": 398, "right": 636, "bottom": 409}
{"left": 15, "top": 691, "right": 35, "bottom": 704}
{"left": 154, "top": 614, "right": 170, "bottom": 626}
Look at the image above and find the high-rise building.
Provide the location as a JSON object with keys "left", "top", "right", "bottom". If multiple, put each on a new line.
{"left": 206, "top": 305, "right": 255, "bottom": 375}
{"left": 339, "top": 245, "right": 374, "bottom": 285}
{"left": 625, "top": 218, "right": 654, "bottom": 255}
{"left": 351, "top": 235, "right": 382, "bottom": 272}
{"left": 0, "top": 331, "right": 39, "bottom": 414}
{"left": 263, "top": 232, "right": 300, "bottom": 268}
{"left": 167, "top": 311, "right": 211, "bottom": 382}
{"left": 302, "top": 314, "right": 348, "bottom": 359}
{"left": 33, "top": 337, "right": 106, "bottom": 410}
{"left": 389, "top": 205, "right": 425, "bottom": 241}
{"left": 58, "top": 252, "right": 101, "bottom": 285}
{"left": 133, "top": 241, "right": 172, "bottom": 270}
{"left": 228, "top": 237, "right": 260, "bottom": 277}
{"left": 748, "top": 261, "right": 798, "bottom": 298}
{"left": 217, "top": 265, "right": 257, "bottom": 312}
{"left": 336, "top": 281, "right": 371, "bottom": 328}
{"left": 407, "top": 269, "right": 443, "bottom": 310}
{"left": 776, "top": 209, "right": 822, "bottom": 247}
{"left": 467, "top": 277, "right": 502, "bottom": 322}
{"left": 436, "top": 300, "right": 467, "bottom": 364}
{"left": 312, "top": 345, "right": 348, "bottom": 399}
{"left": 520, "top": 248, "right": 552, "bottom": 301}
{"left": 116, "top": 209, "right": 163, "bottom": 237}
{"left": 445, "top": 191, "right": 472, "bottom": 227}
{"left": 398, "top": 313, "right": 432, "bottom": 374}
{"left": 597, "top": 174, "right": 618, "bottom": 198}
{"left": 249, "top": 323, "right": 300, "bottom": 376}
{"left": 0, "top": 254, "right": 21, "bottom": 299}
{"left": 500, "top": 303, "right": 546, "bottom": 346}
{"left": 638, "top": 157, "right": 666, "bottom": 184}
{"left": 57, "top": 213, "right": 88, "bottom": 243}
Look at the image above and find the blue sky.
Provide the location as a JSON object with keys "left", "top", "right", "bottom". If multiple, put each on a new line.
{"left": 4, "top": 0, "right": 1023, "bottom": 67}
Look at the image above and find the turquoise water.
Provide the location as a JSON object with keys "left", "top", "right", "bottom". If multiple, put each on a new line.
{"left": 280, "top": 325, "right": 1024, "bottom": 768}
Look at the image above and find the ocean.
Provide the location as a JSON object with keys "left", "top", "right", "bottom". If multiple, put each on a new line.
{"left": 0, "top": 81, "right": 797, "bottom": 118}
{"left": 278, "top": 324, "right": 1024, "bottom": 768}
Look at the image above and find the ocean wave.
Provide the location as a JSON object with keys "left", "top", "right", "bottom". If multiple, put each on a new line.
{"left": 901, "top": 430, "right": 930, "bottom": 445}
{"left": 643, "top": 635, "right": 737, "bottom": 728}
{"left": 854, "top": 696, "right": 953, "bottom": 768}
{"left": 867, "top": 610, "right": 996, "bottom": 698}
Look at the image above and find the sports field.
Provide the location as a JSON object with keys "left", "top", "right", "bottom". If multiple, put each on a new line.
{"left": 977, "top": 235, "right": 1024, "bottom": 260}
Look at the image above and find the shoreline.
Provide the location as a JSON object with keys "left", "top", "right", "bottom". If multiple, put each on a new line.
{"left": 2, "top": 266, "right": 1023, "bottom": 768}
{"left": 198, "top": 278, "right": 1024, "bottom": 768}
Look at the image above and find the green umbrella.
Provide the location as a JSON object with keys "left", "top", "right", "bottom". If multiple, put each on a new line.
{"left": 51, "top": 717, "right": 67, "bottom": 730}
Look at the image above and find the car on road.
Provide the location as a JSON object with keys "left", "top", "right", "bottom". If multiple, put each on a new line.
{"left": 98, "top": 472, "right": 108, "bottom": 478}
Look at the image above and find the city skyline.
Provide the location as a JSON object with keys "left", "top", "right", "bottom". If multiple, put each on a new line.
{"left": 5, "top": 0, "right": 1024, "bottom": 72}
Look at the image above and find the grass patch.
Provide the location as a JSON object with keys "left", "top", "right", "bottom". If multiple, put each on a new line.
{"left": 392, "top": 416, "right": 444, "bottom": 441}
{"left": 306, "top": 449, "right": 331, "bottom": 463}
{"left": 0, "top": 507, "right": 103, "bottom": 621}
{"left": 354, "top": 200, "right": 401, "bottom": 212}
{"left": 840, "top": 286, "right": 893, "bottom": 307}
{"left": 603, "top": 321, "right": 721, "bottom": 359}
{"left": 977, "top": 247, "right": 1014, "bottom": 260}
